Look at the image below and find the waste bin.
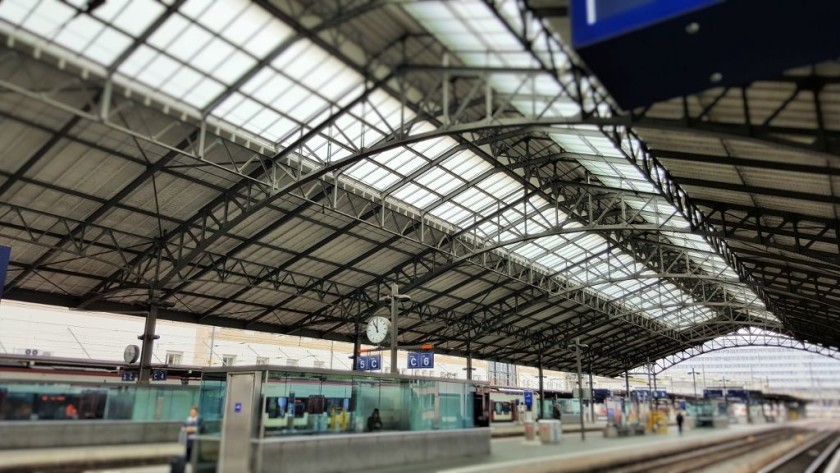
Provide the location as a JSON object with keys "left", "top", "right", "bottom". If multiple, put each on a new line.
{"left": 524, "top": 420, "right": 536, "bottom": 441}
{"left": 538, "top": 419, "right": 562, "bottom": 444}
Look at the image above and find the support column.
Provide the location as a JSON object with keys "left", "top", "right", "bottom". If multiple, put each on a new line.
{"left": 538, "top": 355, "right": 544, "bottom": 420}
{"left": 390, "top": 283, "right": 399, "bottom": 375}
{"left": 352, "top": 317, "right": 361, "bottom": 372}
{"left": 624, "top": 369, "right": 631, "bottom": 420}
{"left": 137, "top": 296, "right": 160, "bottom": 385}
{"left": 466, "top": 342, "right": 473, "bottom": 380}
{"left": 652, "top": 368, "right": 658, "bottom": 409}
{"left": 575, "top": 338, "right": 585, "bottom": 440}
{"left": 588, "top": 358, "right": 595, "bottom": 423}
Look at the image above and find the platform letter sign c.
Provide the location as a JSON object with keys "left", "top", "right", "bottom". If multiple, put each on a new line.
{"left": 0, "top": 246, "right": 10, "bottom": 301}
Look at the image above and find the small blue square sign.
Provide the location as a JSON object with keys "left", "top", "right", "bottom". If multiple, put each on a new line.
{"left": 407, "top": 352, "right": 419, "bottom": 369}
{"left": 420, "top": 352, "right": 434, "bottom": 369}
{"left": 234, "top": 402, "right": 242, "bottom": 413}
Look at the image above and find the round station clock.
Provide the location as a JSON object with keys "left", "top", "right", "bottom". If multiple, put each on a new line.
{"left": 366, "top": 316, "right": 390, "bottom": 344}
{"left": 124, "top": 344, "right": 140, "bottom": 364}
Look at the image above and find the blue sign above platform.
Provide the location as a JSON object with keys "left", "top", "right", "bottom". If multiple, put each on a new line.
{"left": 571, "top": 0, "right": 840, "bottom": 109}
{"left": 572, "top": 0, "right": 720, "bottom": 47}
{"left": 357, "top": 355, "right": 381, "bottom": 371}
{"left": 407, "top": 352, "right": 434, "bottom": 369}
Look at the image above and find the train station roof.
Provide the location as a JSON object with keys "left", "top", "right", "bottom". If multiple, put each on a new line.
{"left": 0, "top": 0, "right": 837, "bottom": 376}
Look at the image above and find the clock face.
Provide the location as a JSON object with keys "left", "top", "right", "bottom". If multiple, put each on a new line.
{"left": 124, "top": 345, "right": 140, "bottom": 364}
{"left": 366, "top": 316, "right": 390, "bottom": 344}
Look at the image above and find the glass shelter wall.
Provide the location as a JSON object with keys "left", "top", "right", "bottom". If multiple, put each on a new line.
{"left": 204, "top": 368, "right": 480, "bottom": 439}
{"left": 0, "top": 382, "right": 199, "bottom": 421}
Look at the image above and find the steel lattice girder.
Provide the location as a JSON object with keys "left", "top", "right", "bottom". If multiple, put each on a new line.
{"left": 0, "top": 43, "right": 783, "bottom": 371}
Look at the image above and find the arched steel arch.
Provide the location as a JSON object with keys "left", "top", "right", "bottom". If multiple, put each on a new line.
{"left": 652, "top": 327, "right": 840, "bottom": 374}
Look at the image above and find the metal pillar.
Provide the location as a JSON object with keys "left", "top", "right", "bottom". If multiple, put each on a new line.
{"left": 746, "top": 391, "right": 752, "bottom": 424}
{"left": 688, "top": 368, "right": 699, "bottom": 400}
{"left": 722, "top": 376, "right": 729, "bottom": 419}
{"left": 624, "top": 370, "right": 630, "bottom": 420}
{"left": 352, "top": 317, "right": 361, "bottom": 372}
{"left": 588, "top": 358, "right": 595, "bottom": 423}
{"left": 574, "top": 337, "right": 586, "bottom": 440}
{"left": 137, "top": 297, "right": 160, "bottom": 385}
{"left": 208, "top": 326, "right": 216, "bottom": 366}
{"left": 652, "top": 368, "right": 658, "bottom": 408}
{"left": 466, "top": 348, "right": 473, "bottom": 380}
{"left": 390, "top": 283, "right": 398, "bottom": 374}
{"left": 538, "top": 355, "right": 545, "bottom": 420}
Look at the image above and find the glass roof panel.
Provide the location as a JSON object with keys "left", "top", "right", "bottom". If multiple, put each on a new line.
{"left": 392, "top": 183, "right": 439, "bottom": 209}
{"left": 0, "top": 0, "right": 140, "bottom": 66}
{"left": 415, "top": 167, "right": 463, "bottom": 196}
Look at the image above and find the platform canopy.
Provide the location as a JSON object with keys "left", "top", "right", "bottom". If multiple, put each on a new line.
{"left": 0, "top": 0, "right": 836, "bottom": 376}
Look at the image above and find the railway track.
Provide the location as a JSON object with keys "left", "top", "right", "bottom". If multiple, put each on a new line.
{"left": 598, "top": 427, "right": 799, "bottom": 473}
{"left": 757, "top": 430, "right": 840, "bottom": 473}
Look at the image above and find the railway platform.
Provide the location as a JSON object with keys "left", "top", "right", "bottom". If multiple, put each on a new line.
{"left": 377, "top": 420, "right": 836, "bottom": 473}
{"left": 7, "top": 421, "right": 831, "bottom": 473}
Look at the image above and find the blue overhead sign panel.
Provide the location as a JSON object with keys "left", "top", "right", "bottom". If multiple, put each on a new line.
{"left": 407, "top": 351, "right": 434, "bottom": 369}
{"left": 726, "top": 389, "right": 749, "bottom": 402}
{"left": 571, "top": 0, "right": 720, "bottom": 47}
{"left": 420, "top": 352, "right": 434, "bottom": 369}
{"left": 121, "top": 371, "right": 138, "bottom": 382}
{"left": 407, "top": 352, "right": 420, "bottom": 369}
{"left": 524, "top": 391, "right": 533, "bottom": 408}
{"left": 0, "top": 246, "right": 10, "bottom": 301}
{"left": 152, "top": 369, "right": 167, "bottom": 381}
{"left": 570, "top": 0, "right": 840, "bottom": 109}
{"left": 357, "top": 355, "right": 381, "bottom": 371}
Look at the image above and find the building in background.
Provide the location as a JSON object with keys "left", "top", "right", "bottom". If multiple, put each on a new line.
{"left": 662, "top": 346, "right": 840, "bottom": 401}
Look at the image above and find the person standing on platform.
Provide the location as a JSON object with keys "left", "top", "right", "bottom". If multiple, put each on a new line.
{"left": 552, "top": 403, "right": 562, "bottom": 421}
{"left": 676, "top": 411, "right": 684, "bottom": 435}
{"left": 182, "top": 406, "right": 203, "bottom": 461}
{"left": 367, "top": 408, "right": 383, "bottom": 431}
